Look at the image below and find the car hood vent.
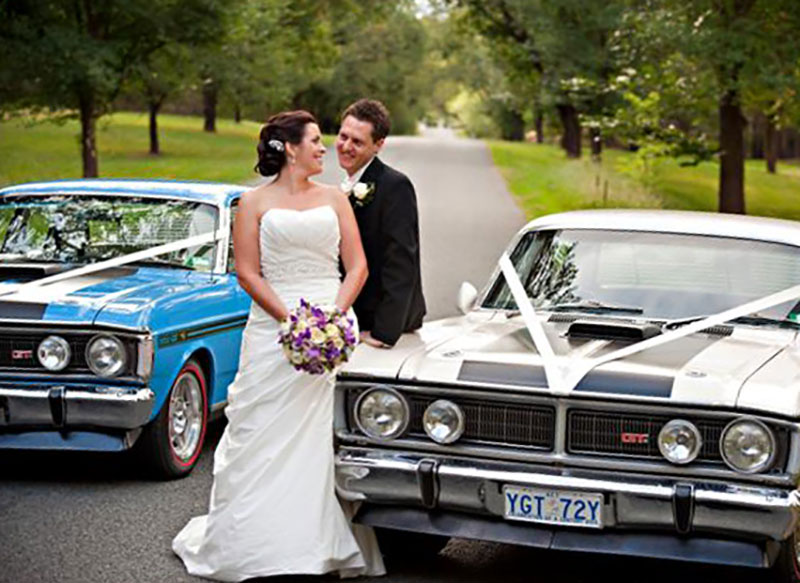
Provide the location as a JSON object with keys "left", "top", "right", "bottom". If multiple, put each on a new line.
{"left": 566, "top": 319, "right": 662, "bottom": 341}
{"left": 0, "top": 263, "right": 74, "bottom": 282}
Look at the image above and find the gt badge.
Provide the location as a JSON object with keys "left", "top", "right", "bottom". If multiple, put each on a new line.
{"left": 11, "top": 349, "right": 33, "bottom": 360}
{"left": 621, "top": 432, "right": 649, "bottom": 444}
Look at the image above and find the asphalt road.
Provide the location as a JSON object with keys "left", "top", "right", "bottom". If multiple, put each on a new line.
{"left": 0, "top": 131, "right": 757, "bottom": 583}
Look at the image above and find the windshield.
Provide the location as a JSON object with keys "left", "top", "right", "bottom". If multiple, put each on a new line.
{"left": 0, "top": 194, "right": 218, "bottom": 271}
{"left": 483, "top": 229, "right": 800, "bottom": 321}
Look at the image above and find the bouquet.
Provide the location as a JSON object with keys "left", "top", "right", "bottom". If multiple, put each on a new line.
{"left": 278, "top": 298, "right": 358, "bottom": 374}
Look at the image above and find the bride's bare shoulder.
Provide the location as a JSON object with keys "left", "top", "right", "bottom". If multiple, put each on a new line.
{"left": 239, "top": 183, "right": 278, "bottom": 214}
{"left": 316, "top": 184, "right": 347, "bottom": 208}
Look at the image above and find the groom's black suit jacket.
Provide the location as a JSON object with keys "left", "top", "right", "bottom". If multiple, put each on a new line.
{"left": 350, "top": 157, "right": 426, "bottom": 346}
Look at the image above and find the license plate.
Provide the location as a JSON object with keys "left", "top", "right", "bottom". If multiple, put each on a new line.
{"left": 503, "top": 485, "right": 603, "bottom": 529}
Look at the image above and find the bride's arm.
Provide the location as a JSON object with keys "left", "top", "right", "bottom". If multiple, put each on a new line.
{"left": 233, "top": 191, "right": 289, "bottom": 321}
{"left": 333, "top": 192, "right": 368, "bottom": 312}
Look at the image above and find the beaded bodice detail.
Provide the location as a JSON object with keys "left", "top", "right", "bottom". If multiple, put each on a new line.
{"left": 259, "top": 205, "right": 340, "bottom": 284}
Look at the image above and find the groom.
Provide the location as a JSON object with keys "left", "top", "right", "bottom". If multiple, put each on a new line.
{"left": 336, "top": 98, "right": 426, "bottom": 348}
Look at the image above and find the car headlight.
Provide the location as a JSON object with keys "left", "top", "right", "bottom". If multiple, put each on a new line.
{"left": 355, "top": 387, "right": 409, "bottom": 440}
{"left": 720, "top": 418, "right": 775, "bottom": 474}
{"left": 37, "top": 335, "right": 71, "bottom": 371}
{"left": 423, "top": 399, "right": 465, "bottom": 444}
{"left": 86, "top": 335, "right": 127, "bottom": 377}
{"left": 658, "top": 419, "right": 702, "bottom": 465}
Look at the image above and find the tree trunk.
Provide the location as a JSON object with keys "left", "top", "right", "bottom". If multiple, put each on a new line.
{"left": 534, "top": 108, "right": 544, "bottom": 143}
{"left": 590, "top": 127, "right": 602, "bottom": 160}
{"left": 203, "top": 79, "right": 217, "bottom": 133}
{"left": 149, "top": 101, "right": 161, "bottom": 155}
{"left": 750, "top": 111, "right": 764, "bottom": 159}
{"left": 234, "top": 104, "right": 242, "bottom": 124}
{"left": 504, "top": 109, "right": 525, "bottom": 141}
{"left": 765, "top": 116, "right": 778, "bottom": 174}
{"left": 557, "top": 104, "right": 581, "bottom": 158}
{"left": 79, "top": 93, "right": 98, "bottom": 178}
{"left": 718, "top": 90, "right": 746, "bottom": 214}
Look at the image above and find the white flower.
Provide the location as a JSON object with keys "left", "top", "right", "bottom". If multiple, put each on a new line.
{"left": 352, "top": 182, "right": 370, "bottom": 199}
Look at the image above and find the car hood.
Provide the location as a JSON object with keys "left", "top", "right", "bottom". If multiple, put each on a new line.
{"left": 342, "top": 312, "right": 800, "bottom": 417}
{"left": 0, "top": 266, "right": 201, "bottom": 328}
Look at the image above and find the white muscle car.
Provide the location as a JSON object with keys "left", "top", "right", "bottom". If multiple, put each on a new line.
{"left": 335, "top": 209, "right": 800, "bottom": 581}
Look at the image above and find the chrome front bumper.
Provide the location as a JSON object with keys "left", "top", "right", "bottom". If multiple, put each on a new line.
{"left": 336, "top": 447, "right": 799, "bottom": 544}
{"left": 0, "top": 383, "right": 155, "bottom": 430}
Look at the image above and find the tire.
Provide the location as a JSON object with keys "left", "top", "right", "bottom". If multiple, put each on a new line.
{"left": 137, "top": 359, "right": 208, "bottom": 479}
{"left": 375, "top": 528, "right": 449, "bottom": 561}
{"left": 769, "top": 530, "right": 800, "bottom": 583}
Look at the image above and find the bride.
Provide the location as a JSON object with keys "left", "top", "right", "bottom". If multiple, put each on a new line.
{"left": 172, "top": 110, "right": 385, "bottom": 581}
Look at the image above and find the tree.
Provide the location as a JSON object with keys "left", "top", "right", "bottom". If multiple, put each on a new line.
{"left": 196, "top": 0, "right": 334, "bottom": 132}
{"left": 0, "top": 0, "right": 224, "bottom": 176}
{"left": 130, "top": 47, "right": 193, "bottom": 155}
{"left": 453, "top": 0, "right": 626, "bottom": 157}
{"left": 618, "top": 0, "right": 800, "bottom": 213}
{"left": 294, "top": 1, "right": 429, "bottom": 135}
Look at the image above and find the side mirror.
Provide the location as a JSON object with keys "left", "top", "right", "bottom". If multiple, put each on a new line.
{"left": 457, "top": 281, "right": 479, "bottom": 315}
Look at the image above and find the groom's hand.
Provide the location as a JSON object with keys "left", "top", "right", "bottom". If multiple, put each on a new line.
{"left": 360, "top": 331, "right": 390, "bottom": 349}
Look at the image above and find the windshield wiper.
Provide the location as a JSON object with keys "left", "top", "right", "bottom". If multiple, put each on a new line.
{"left": 0, "top": 254, "right": 67, "bottom": 264}
{"left": 547, "top": 300, "right": 644, "bottom": 314}
{"left": 730, "top": 315, "right": 800, "bottom": 329}
{"left": 130, "top": 259, "right": 193, "bottom": 270}
{"left": 665, "top": 314, "right": 800, "bottom": 330}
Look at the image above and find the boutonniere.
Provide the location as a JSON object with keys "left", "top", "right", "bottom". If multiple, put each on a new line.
{"left": 349, "top": 182, "right": 376, "bottom": 208}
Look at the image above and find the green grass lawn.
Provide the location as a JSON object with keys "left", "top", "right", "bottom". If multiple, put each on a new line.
{"left": 0, "top": 112, "right": 266, "bottom": 187}
{"left": 5, "top": 114, "right": 800, "bottom": 221}
{"left": 488, "top": 140, "right": 800, "bottom": 221}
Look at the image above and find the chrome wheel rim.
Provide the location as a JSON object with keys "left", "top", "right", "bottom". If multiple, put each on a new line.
{"left": 168, "top": 371, "right": 203, "bottom": 462}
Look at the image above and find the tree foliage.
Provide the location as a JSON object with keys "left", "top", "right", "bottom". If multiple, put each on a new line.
{"left": 0, "top": 0, "right": 226, "bottom": 176}
{"left": 611, "top": 0, "right": 800, "bottom": 212}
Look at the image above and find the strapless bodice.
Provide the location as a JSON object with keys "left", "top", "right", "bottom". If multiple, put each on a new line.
{"left": 259, "top": 205, "right": 340, "bottom": 286}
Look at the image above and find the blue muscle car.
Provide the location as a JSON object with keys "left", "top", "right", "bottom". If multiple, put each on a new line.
{"left": 0, "top": 179, "right": 250, "bottom": 478}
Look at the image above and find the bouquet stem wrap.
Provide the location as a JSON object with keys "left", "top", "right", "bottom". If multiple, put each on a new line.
{"left": 278, "top": 299, "right": 357, "bottom": 374}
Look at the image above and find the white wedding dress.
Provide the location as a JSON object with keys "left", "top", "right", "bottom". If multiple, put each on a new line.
{"left": 172, "top": 205, "right": 385, "bottom": 581}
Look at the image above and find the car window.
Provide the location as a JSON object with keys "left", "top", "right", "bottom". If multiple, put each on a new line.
{"left": 0, "top": 194, "right": 218, "bottom": 271}
{"left": 483, "top": 229, "right": 800, "bottom": 320}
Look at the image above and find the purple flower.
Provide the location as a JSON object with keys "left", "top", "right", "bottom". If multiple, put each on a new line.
{"left": 277, "top": 299, "right": 360, "bottom": 375}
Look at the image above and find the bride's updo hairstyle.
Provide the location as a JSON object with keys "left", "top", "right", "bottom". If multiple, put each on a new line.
{"left": 255, "top": 110, "right": 317, "bottom": 177}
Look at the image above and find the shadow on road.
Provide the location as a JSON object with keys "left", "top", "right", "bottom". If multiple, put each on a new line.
{"left": 0, "top": 419, "right": 226, "bottom": 483}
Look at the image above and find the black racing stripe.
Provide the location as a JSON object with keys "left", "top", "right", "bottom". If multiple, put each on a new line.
{"left": 182, "top": 315, "right": 248, "bottom": 335}
{"left": 158, "top": 315, "right": 248, "bottom": 348}
{"left": 458, "top": 360, "right": 673, "bottom": 397}
{"left": 458, "top": 360, "right": 548, "bottom": 388}
{"left": 0, "top": 301, "right": 46, "bottom": 320}
{"left": 573, "top": 370, "right": 673, "bottom": 398}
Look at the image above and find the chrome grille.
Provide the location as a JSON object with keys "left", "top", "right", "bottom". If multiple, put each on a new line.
{"left": 407, "top": 397, "right": 555, "bottom": 449}
{"left": 346, "top": 389, "right": 555, "bottom": 450}
{"left": 0, "top": 333, "right": 91, "bottom": 372}
{"left": 567, "top": 409, "right": 727, "bottom": 462}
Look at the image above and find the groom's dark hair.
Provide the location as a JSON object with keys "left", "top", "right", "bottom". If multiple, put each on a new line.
{"left": 342, "top": 99, "right": 391, "bottom": 142}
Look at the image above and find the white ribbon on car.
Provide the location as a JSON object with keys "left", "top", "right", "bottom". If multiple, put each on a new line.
{"left": 498, "top": 251, "right": 800, "bottom": 393}
{"left": 0, "top": 228, "right": 226, "bottom": 299}
{"left": 498, "top": 253, "right": 565, "bottom": 391}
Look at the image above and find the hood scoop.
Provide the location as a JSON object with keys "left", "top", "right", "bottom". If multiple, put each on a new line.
{"left": 566, "top": 319, "right": 662, "bottom": 342}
